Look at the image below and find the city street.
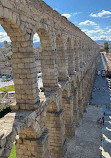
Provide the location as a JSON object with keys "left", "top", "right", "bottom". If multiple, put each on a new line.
{"left": 90, "top": 52, "right": 111, "bottom": 158}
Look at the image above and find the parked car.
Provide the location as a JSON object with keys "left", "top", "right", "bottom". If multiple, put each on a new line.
{"left": 97, "top": 71, "right": 101, "bottom": 75}
{"left": 101, "top": 69, "right": 106, "bottom": 77}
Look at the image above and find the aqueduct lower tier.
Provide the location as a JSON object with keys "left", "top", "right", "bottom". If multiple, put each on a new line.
{"left": 0, "top": 0, "right": 99, "bottom": 158}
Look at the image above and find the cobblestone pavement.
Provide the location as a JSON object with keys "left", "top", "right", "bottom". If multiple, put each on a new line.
{"left": 65, "top": 105, "right": 102, "bottom": 158}
{"left": 90, "top": 52, "right": 111, "bottom": 158}
{"left": 66, "top": 53, "right": 111, "bottom": 158}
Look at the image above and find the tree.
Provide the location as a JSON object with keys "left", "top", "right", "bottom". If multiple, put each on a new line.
{"left": 104, "top": 42, "right": 109, "bottom": 53}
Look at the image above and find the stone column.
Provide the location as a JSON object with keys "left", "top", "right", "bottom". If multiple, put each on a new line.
{"left": 79, "top": 39, "right": 83, "bottom": 69}
{"left": 62, "top": 96, "right": 75, "bottom": 138}
{"left": 67, "top": 38, "right": 75, "bottom": 76}
{"left": 11, "top": 52, "right": 39, "bottom": 110}
{"left": 82, "top": 78, "right": 87, "bottom": 112}
{"left": 41, "top": 50, "right": 58, "bottom": 91}
{"left": 16, "top": 128, "right": 50, "bottom": 158}
{"left": 57, "top": 49, "right": 69, "bottom": 81}
{"left": 78, "top": 81, "right": 83, "bottom": 119}
{"left": 68, "top": 48, "right": 75, "bottom": 75}
{"left": 45, "top": 109, "right": 66, "bottom": 158}
{"left": 73, "top": 87, "right": 79, "bottom": 126}
{"left": 75, "top": 38, "right": 80, "bottom": 72}
{"left": 56, "top": 35, "right": 69, "bottom": 81}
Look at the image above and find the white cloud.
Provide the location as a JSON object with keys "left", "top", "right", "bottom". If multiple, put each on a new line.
{"left": 82, "top": 28, "right": 111, "bottom": 41}
{"left": 90, "top": 10, "right": 111, "bottom": 18}
{"left": 82, "top": 29, "right": 105, "bottom": 35}
{"left": 105, "top": 26, "right": 110, "bottom": 30}
{"left": 107, "top": 29, "right": 111, "bottom": 33}
{"left": 95, "top": 25, "right": 100, "bottom": 30}
{"left": 33, "top": 33, "right": 40, "bottom": 43}
{"left": 0, "top": 32, "right": 11, "bottom": 42}
{"left": 79, "top": 20, "right": 97, "bottom": 26}
{"left": 91, "top": 35, "right": 111, "bottom": 41}
{"left": 62, "top": 14, "right": 71, "bottom": 19}
{"left": 72, "top": 12, "right": 81, "bottom": 16}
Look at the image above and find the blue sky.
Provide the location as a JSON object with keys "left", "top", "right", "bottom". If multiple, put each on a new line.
{"left": 0, "top": 0, "right": 111, "bottom": 42}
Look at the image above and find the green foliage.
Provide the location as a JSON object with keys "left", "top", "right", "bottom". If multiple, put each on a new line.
{"left": 104, "top": 42, "right": 109, "bottom": 53}
{"left": 8, "top": 142, "right": 16, "bottom": 158}
{"left": 0, "top": 85, "right": 15, "bottom": 92}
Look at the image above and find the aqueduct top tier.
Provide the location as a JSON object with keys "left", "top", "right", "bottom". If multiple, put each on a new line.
{"left": 0, "top": 0, "right": 99, "bottom": 158}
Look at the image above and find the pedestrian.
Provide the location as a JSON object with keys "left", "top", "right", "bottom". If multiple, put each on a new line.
{"left": 102, "top": 116, "right": 104, "bottom": 125}
{"left": 104, "top": 112, "right": 105, "bottom": 115}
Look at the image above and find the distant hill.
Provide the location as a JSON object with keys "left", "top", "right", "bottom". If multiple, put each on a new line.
{"left": 1, "top": 41, "right": 111, "bottom": 47}
{"left": 0, "top": 42, "right": 40, "bottom": 47}
{"left": 96, "top": 40, "right": 111, "bottom": 45}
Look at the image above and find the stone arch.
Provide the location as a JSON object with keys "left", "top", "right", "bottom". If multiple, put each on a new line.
{"left": 36, "top": 28, "right": 51, "bottom": 51}
{"left": 34, "top": 26, "right": 58, "bottom": 91}
{"left": 62, "top": 89, "right": 74, "bottom": 138}
{"left": 0, "top": 18, "right": 27, "bottom": 53}
{"left": 45, "top": 101, "right": 66, "bottom": 157}
{"left": 1, "top": 116, "right": 49, "bottom": 158}
{"left": 16, "top": 127, "right": 50, "bottom": 158}
{"left": 0, "top": 10, "right": 39, "bottom": 110}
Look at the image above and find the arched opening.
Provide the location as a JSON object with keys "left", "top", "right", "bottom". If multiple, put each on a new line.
{"left": 45, "top": 101, "right": 66, "bottom": 157}
{"left": 33, "top": 33, "right": 43, "bottom": 91}
{"left": 35, "top": 28, "right": 58, "bottom": 92}
{"left": 62, "top": 89, "right": 74, "bottom": 138}
{"left": 0, "top": 15, "right": 33, "bottom": 111}
{"left": 0, "top": 24, "right": 15, "bottom": 118}
{"left": 56, "top": 35, "right": 68, "bottom": 81}
{"left": 67, "top": 37, "right": 75, "bottom": 75}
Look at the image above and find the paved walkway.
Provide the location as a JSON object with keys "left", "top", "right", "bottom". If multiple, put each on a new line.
{"left": 65, "top": 105, "right": 102, "bottom": 158}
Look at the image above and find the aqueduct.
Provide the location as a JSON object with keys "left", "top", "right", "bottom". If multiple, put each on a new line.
{"left": 0, "top": 0, "right": 99, "bottom": 158}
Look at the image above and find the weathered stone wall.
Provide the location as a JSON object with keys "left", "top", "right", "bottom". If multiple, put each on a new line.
{"left": 0, "top": 0, "right": 99, "bottom": 158}
{"left": 109, "top": 45, "right": 111, "bottom": 53}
